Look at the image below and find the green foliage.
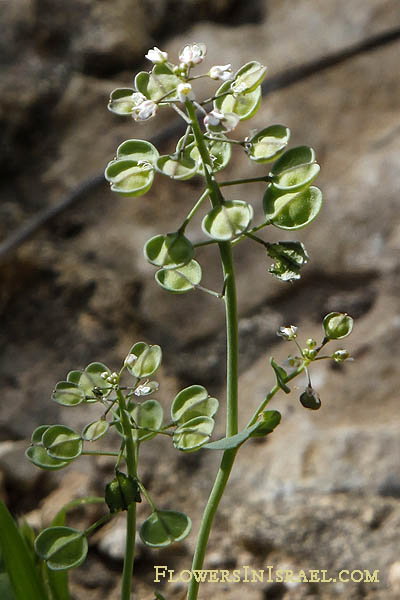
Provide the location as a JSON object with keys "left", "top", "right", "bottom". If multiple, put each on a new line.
{"left": 35, "top": 527, "right": 88, "bottom": 571}
{"left": 140, "top": 510, "right": 192, "bottom": 548}
{"left": 0, "top": 501, "right": 48, "bottom": 600}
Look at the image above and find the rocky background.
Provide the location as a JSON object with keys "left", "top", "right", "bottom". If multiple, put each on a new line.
{"left": 1, "top": 1, "right": 400, "bottom": 598}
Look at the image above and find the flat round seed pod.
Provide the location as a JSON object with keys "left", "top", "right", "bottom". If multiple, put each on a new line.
{"left": 202, "top": 200, "right": 253, "bottom": 241}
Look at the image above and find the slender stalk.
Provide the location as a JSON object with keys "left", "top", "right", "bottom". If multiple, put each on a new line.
{"left": 81, "top": 450, "right": 120, "bottom": 457}
{"left": 179, "top": 189, "right": 209, "bottom": 232}
{"left": 219, "top": 175, "right": 271, "bottom": 187}
{"left": 186, "top": 101, "right": 239, "bottom": 600}
{"left": 116, "top": 388, "right": 137, "bottom": 600}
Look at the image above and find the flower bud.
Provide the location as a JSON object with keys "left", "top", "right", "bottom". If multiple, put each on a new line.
{"left": 276, "top": 325, "right": 298, "bottom": 341}
{"left": 306, "top": 338, "right": 317, "bottom": 349}
{"left": 125, "top": 353, "right": 137, "bottom": 367}
{"left": 177, "top": 82, "right": 195, "bottom": 103}
{"left": 145, "top": 47, "right": 168, "bottom": 64}
{"left": 179, "top": 42, "right": 207, "bottom": 66}
{"left": 299, "top": 385, "right": 321, "bottom": 410}
{"left": 209, "top": 64, "right": 233, "bottom": 81}
{"left": 332, "top": 349, "right": 350, "bottom": 362}
{"left": 323, "top": 312, "right": 353, "bottom": 340}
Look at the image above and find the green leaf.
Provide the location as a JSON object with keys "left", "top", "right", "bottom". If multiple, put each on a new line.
{"left": 82, "top": 420, "right": 109, "bottom": 442}
{"left": 131, "top": 399, "right": 164, "bottom": 442}
{"left": 266, "top": 240, "right": 309, "bottom": 282}
{"left": 105, "top": 472, "right": 141, "bottom": 513}
{"left": 116, "top": 139, "right": 159, "bottom": 164}
{"left": 139, "top": 510, "right": 191, "bottom": 548}
{"left": 171, "top": 385, "right": 218, "bottom": 423}
{"left": 127, "top": 342, "right": 162, "bottom": 378}
{"left": 247, "top": 125, "right": 290, "bottom": 163}
{"left": 144, "top": 233, "right": 194, "bottom": 269}
{"left": 214, "top": 81, "right": 262, "bottom": 121}
{"left": 0, "top": 500, "right": 49, "bottom": 599}
{"left": 107, "top": 88, "right": 139, "bottom": 115}
{"left": 52, "top": 381, "right": 85, "bottom": 407}
{"left": 155, "top": 260, "right": 202, "bottom": 294}
{"left": 155, "top": 154, "right": 198, "bottom": 180}
{"left": 263, "top": 185, "right": 323, "bottom": 230}
{"left": 249, "top": 410, "right": 281, "bottom": 437}
{"left": 25, "top": 446, "right": 70, "bottom": 471}
{"left": 35, "top": 527, "right": 88, "bottom": 571}
{"left": 0, "top": 573, "right": 14, "bottom": 600}
{"left": 135, "top": 64, "right": 181, "bottom": 102}
{"left": 270, "top": 358, "right": 290, "bottom": 393}
{"left": 323, "top": 312, "right": 354, "bottom": 340}
{"left": 42, "top": 425, "right": 82, "bottom": 461}
{"left": 105, "top": 159, "right": 154, "bottom": 197}
{"left": 202, "top": 200, "right": 253, "bottom": 241}
{"left": 231, "top": 61, "right": 267, "bottom": 94}
{"left": 203, "top": 428, "right": 255, "bottom": 450}
{"left": 173, "top": 416, "right": 215, "bottom": 452}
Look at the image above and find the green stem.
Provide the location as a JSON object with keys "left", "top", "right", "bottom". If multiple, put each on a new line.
{"left": 186, "top": 101, "right": 239, "bottom": 600}
{"left": 84, "top": 513, "right": 114, "bottom": 537}
{"left": 116, "top": 388, "right": 137, "bottom": 600}
{"left": 137, "top": 480, "right": 157, "bottom": 512}
{"left": 179, "top": 189, "right": 209, "bottom": 232}
{"left": 81, "top": 450, "right": 120, "bottom": 457}
{"left": 219, "top": 175, "right": 271, "bottom": 187}
{"left": 247, "top": 364, "right": 306, "bottom": 428}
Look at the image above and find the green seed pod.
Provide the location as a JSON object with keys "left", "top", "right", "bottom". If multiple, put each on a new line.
{"left": 299, "top": 386, "right": 321, "bottom": 410}
{"left": 323, "top": 312, "right": 353, "bottom": 340}
{"left": 105, "top": 472, "right": 141, "bottom": 513}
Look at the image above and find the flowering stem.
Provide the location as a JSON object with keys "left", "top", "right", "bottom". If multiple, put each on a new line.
{"left": 186, "top": 101, "right": 239, "bottom": 600}
{"left": 116, "top": 388, "right": 137, "bottom": 600}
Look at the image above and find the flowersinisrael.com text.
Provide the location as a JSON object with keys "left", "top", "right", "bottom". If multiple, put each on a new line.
{"left": 154, "top": 565, "right": 380, "bottom": 584}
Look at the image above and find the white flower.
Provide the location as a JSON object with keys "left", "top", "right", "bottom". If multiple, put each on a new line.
{"left": 204, "top": 109, "right": 239, "bottom": 133}
{"left": 145, "top": 47, "right": 168, "bottom": 64}
{"left": 209, "top": 64, "right": 233, "bottom": 81}
{"left": 179, "top": 43, "right": 207, "bottom": 66}
{"left": 177, "top": 82, "right": 195, "bottom": 102}
{"left": 203, "top": 109, "right": 224, "bottom": 128}
{"left": 124, "top": 353, "right": 137, "bottom": 367}
{"left": 231, "top": 81, "right": 247, "bottom": 94}
{"left": 277, "top": 325, "right": 298, "bottom": 341}
{"left": 134, "top": 381, "right": 160, "bottom": 396}
{"left": 132, "top": 99, "right": 158, "bottom": 121}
